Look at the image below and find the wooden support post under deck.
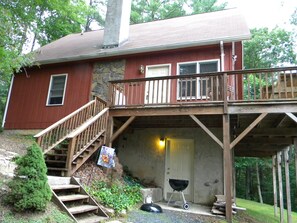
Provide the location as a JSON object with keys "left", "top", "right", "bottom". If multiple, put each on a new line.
{"left": 223, "top": 114, "right": 232, "bottom": 223}
{"left": 294, "top": 139, "right": 297, "bottom": 196}
{"left": 66, "top": 137, "right": 76, "bottom": 177}
{"left": 105, "top": 116, "right": 114, "bottom": 147}
{"left": 277, "top": 151, "right": 284, "bottom": 223}
{"left": 284, "top": 147, "right": 292, "bottom": 223}
{"left": 272, "top": 155, "right": 278, "bottom": 217}
{"left": 189, "top": 114, "right": 223, "bottom": 148}
{"left": 111, "top": 116, "right": 135, "bottom": 142}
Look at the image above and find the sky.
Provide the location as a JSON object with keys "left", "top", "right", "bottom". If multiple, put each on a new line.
{"left": 222, "top": 0, "right": 297, "bottom": 29}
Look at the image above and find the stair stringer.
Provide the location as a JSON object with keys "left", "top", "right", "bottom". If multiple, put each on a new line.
{"left": 69, "top": 132, "right": 105, "bottom": 176}
{"left": 71, "top": 177, "right": 108, "bottom": 218}
{"left": 49, "top": 176, "right": 108, "bottom": 223}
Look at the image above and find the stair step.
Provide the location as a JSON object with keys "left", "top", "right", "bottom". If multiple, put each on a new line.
{"left": 68, "top": 204, "right": 98, "bottom": 215}
{"left": 77, "top": 214, "right": 108, "bottom": 223}
{"left": 46, "top": 160, "right": 66, "bottom": 164}
{"left": 59, "top": 194, "right": 89, "bottom": 202}
{"left": 53, "top": 147, "right": 68, "bottom": 151}
{"left": 47, "top": 167, "right": 68, "bottom": 171}
{"left": 46, "top": 153, "right": 67, "bottom": 157}
{"left": 51, "top": 184, "right": 80, "bottom": 190}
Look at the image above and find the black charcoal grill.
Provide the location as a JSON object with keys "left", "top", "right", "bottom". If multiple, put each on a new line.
{"left": 167, "top": 179, "right": 189, "bottom": 210}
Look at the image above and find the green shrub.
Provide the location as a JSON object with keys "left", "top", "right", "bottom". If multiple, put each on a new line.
{"left": 88, "top": 180, "right": 142, "bottom": 214}
{"left": 5, "top": 143, "right": 52, "bottom": 212}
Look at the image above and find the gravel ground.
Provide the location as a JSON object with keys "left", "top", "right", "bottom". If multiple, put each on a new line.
{"left": 124, "top": 209, "right": 222, "bottom": 223}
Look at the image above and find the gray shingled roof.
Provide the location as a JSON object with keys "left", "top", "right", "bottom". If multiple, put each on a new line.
{"left": 34, "top": 8, "right": 250, "bottom": 65}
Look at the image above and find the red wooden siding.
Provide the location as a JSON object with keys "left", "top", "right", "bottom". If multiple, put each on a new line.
{"left": 5, "top": 63, "right": 92, "bottom": 129}
{"left": 124, "top": 43, "right": 243, "bottom": 104}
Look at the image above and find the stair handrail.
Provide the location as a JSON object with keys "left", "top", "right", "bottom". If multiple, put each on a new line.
{"left": 35, "top": 97, "right": 107, "bottom": 154}
{"left": 65, "top": 107, "right": 109, "bottom": 174}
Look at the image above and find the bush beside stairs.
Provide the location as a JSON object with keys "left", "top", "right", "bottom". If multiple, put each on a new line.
{"left": 48, "top": 176, "right": 108, "bottom": 223}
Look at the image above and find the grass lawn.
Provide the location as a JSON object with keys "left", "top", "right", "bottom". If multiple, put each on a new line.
{"left": 235, "top": 198, "right": 297, "bottom": 223}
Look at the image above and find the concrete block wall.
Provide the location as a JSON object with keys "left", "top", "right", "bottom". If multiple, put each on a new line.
{"left": 117, "top": 128, "right": 224, "bottom": 205}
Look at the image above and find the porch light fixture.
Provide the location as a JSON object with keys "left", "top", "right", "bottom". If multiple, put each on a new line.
{"left": 159, "top": 137, "right": 165, "bottom": 147}
{"left": 139, "top": 65, "right": 145, "bottom": 74}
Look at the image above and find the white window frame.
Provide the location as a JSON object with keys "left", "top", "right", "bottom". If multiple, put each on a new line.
{"left": 46, "top": 73, "right": 68, "bottom": 106}
{"left": 177, "top": 59, "right": 220, "bottom": 100}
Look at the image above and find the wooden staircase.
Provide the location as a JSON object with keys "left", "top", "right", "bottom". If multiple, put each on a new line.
{"left": 45, "top": 134, "right": 105, "bottom": 176}
{"left": 35, "top": 97, "right": 109, "bottom": 176}
{"left": 48, "top": 176, "right": 108, "bottom": 223}
{"left": 34, "top": 97, "right": 110, "bottom": 222}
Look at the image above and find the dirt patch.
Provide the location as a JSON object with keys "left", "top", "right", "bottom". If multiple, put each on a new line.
{"left": 0, "top": 132, "right": 34, "bottom": 156}
{"left": 74, "top": 156, "right": 124, "bottom": 186}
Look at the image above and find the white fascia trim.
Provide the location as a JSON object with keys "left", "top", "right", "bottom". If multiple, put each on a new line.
{"left": 2, "top": 74, "right": 15, "bottom": 128}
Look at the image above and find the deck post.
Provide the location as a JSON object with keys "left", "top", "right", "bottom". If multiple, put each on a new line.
{"left": 294, "top": 138, "right": 297, "bottom": 198}
{"left": 105, "top": 116, "right": 114, "bottom": 147}
{"left": 66, "top": 137, "right": 77, "bottom": 177}
{"left": 284, "top": 147, "right": 292, "bottom": 223}
{"left": 272, "top": 155, "right": 278, "bottom": 217}
{"left": 277, "top": 151, "right": 284, "bottom": 223}
{"left": 223, "top": 73, "right": 228, "bottom": 113}
{"left": 223, "top": 114, "right": 232, "bottom": 223}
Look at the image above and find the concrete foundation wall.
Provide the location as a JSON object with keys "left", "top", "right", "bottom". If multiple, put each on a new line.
{"left": 117, "top": 128, "right": 224, "bottom": 205}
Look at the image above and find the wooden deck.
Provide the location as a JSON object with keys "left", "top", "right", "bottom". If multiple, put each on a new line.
{"left": 107, "top": 67, "right": 297, "bottom": 157}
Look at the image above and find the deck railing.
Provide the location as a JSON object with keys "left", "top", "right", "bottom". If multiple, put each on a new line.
{"left": 109, "top": 66, "right": 297, "bottom": 107}
{"left": 35, "top": 97, "right": 107, "bottom": 153}
{"left": 66, "top": 107, "right": 109, "bottom": 174}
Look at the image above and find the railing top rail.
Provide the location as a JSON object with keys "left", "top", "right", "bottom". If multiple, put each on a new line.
{"left": 34, "top": 99, "right": 96, "bottom": 138}
{"left": 94, "top": 95, "right": 107, "bottom": 105}
{"left": 67, "top": 107, "right": 109, "bottom": 139}
{"left": 109, "top": 66, "right": 297, "bottom": 84}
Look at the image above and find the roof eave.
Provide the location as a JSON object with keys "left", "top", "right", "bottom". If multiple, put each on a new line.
{"left": 34, "top": 34, "right": 251, "bottom": 66}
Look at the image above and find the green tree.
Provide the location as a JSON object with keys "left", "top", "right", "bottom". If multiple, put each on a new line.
{"left": 5, "top": 143, "right": 52, "bottom": 211}
{"left": 0, "top": 0, "right": 97, "bottom": 126}
{"left": 244, "top": 28, "right": 297, "bottom": 69}
{"left": 190, "top": 0, "right": 227, "bottom": 14}
{"left": 131, "top": 0, "right": 187, "bottom": 24}
{"left": 291, "top": 8, "right": 297, "bottom": 25}
{"left": 130, "top": 0, "right": 227, "bottom": 24}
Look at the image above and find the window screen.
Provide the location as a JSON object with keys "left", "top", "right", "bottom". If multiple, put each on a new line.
{"left": 200, "top": 62, "right": 218, "bottom": 73}
{"left": 178, "top": 60, "right": 219, "bottom": 99}
{"left": 179, "top": 63, "right": 197, "bottom": 98}
{"left": 47, "top": 75, "right": 67, "bottom": 105}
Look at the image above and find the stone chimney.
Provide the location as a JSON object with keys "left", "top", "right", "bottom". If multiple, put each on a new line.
{"left": 102, "top": 0, "right": 132, "bottom": 48}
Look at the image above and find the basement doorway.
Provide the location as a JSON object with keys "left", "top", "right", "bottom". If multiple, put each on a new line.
{"left": 164, "top": 138, "right": 194, "bottom": 202}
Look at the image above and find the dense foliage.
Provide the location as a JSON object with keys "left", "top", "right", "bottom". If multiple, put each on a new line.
{"left": 5, "top": 143, "right": 52, "bottom": 212}
{"left": 0, "top": 0, "right": 102, "bottom": 126}
{"left": 235, "top": 150, "right": 297, "bottom": 212}
{"left": 87, "top": 180, "right": 142, "bottom": 214}
{"left": 244, "top": 28, "right": 297, "bottom": 69}
{"left": 130, "top": 0, "right": 227, "bottom": 24}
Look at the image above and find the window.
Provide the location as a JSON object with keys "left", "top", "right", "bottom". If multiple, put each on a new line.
{"left": 179, "top": 63, "right": 197, "bottom": 98}
{"left": 47, "top": 74, "right": 67, "bottom": 106}
{"left": 178, "top": 60, "right": 219, "bottom": 99}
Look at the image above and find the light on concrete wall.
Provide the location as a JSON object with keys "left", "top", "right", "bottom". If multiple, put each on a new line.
{"left": 139, "top": 65, "right": 145, "bottom": 74}
{"left": 159, "top": 137, "right": 165, "bottom": 148}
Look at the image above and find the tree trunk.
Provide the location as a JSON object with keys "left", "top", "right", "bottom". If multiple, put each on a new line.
{"left": 284, "top": 148, "right": 292, "bottom": 223}
{"left": 245, "top": 166, "right": 251, "bottom": 199}
{"left": 294, "top": 139, "right": 297, "bottom": 208}
{"left": 256, "top": 162, "right": 263, "bottom": 203}
{"left": 272, "top": 155, "right": 278, "bottom": 216}
{"left": 277, "top": 151, "right": 284, "bottom": 223}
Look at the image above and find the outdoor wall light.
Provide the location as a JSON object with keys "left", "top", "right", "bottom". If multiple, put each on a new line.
{"left": 139, "top": 65, "right": 145, "bottom": 74}
{"left": 159, "top": 137, "right": 165, "bottom": 147}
